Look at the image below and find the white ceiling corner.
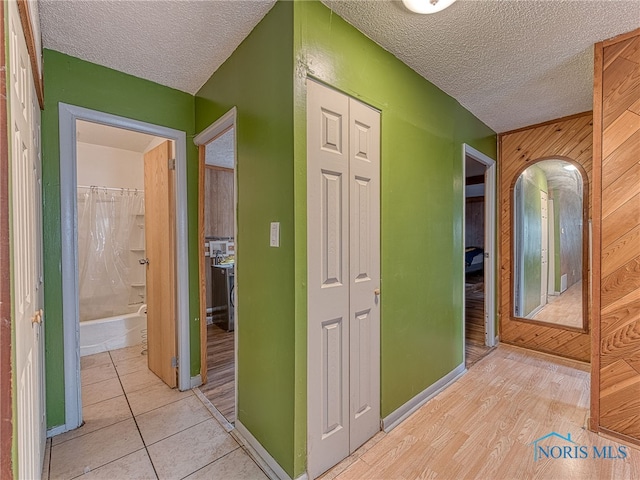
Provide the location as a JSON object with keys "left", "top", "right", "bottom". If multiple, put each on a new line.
{"left": 39, "top": 0, "right": 640, "bottom": 133}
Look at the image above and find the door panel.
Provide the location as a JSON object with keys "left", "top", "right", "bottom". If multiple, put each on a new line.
{"left": 307, "top": 80, "right": 350, "bottom": 477}
{"left": 8, "top": 0, "right": 45, "bottom": 476}
{"left": 307, "top": 80, "right": 381, "bottom": 477}
{"left": 144, "top": 141, "right": 177, "bottom": 388}
{"left": 348, "top": 98, "right": 380, "bottom": 453}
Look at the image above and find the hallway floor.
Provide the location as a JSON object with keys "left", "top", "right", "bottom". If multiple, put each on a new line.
{"left": 321, "top": 345, "right": 640, "bottom": 480}
{"left": 43, "top": 345, "right": 267, "bottom": 480}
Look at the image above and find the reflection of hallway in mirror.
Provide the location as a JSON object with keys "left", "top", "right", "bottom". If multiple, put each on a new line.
{"left": 532, "top": 280, "right": 582, "bottom": 328}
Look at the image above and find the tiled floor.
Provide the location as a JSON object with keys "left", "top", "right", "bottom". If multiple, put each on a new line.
{"left": 43, "top": 345, "right": 268, "bottom": 480}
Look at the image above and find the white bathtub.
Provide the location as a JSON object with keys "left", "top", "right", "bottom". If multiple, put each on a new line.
{"left": 80, "top": 304, "right": 147, "bottom": 357}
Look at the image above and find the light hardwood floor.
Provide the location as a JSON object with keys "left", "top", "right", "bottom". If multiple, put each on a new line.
{"left": 321, "top": 345, "right": 640, "bottom": 480}
{"left": 198, "top": 323, "right": 235, "bottom": 423}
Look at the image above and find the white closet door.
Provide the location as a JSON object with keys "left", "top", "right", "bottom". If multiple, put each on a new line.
{"left": 348, "top": 98, "right": 380, "bottom": 453}
{"left": 307, "top": 79, "right": 380, "bottom": 478}
{"left": 8, "top": 0, "right": 46, "bottom": 477}
{"left": 307, "top": 79, "right": 351, "bottom": 478}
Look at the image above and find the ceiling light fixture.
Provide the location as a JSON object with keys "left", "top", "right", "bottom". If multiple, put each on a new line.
{"left": 402, "top": 0, "right": 457, "bottom": 14}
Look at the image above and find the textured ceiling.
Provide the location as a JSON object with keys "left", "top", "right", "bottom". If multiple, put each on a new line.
{"left": 323, "top": 0, "right": 640, "bottom": 132}
{"left": 40, "top": 0, "right": 640, "bottom": 133}
{"left": 40, "top": 0, "right": 276, "bottom": 95}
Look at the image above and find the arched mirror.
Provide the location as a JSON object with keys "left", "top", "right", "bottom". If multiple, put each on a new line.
{"left": 512, "top": 159, "right": 588, "bottom": 331}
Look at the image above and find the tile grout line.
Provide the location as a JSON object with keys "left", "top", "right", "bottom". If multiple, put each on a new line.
{"left": 109, "top": 350, "right": 161, "bottom": 480}
{"left": 177, "top": 446, "right": 242, "bottom": 480}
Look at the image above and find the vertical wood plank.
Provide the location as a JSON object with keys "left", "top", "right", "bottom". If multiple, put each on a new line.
{"left": 596, "top": 27, "right": 640, "bottom": 442}
{"left": 591, "top": 40, "right": 604, "bottom": 432}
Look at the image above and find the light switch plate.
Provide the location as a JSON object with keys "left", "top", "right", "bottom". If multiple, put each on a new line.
{"left": 270, "top": 222, "right": 280, "bottom": 247}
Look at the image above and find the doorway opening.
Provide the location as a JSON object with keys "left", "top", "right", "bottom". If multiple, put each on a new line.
{"left": 463, "top": 145, "right": 497, "bottom": 369}
{"left": 57, "top": 104, "right": 190, "bottom": 435}
{"left": 74, "top": 119, "right": 175, "bottom": 395}
{"left": 195, "top": 109, "right": 237, "bottom": 428}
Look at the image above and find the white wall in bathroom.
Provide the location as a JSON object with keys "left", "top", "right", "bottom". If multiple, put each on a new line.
{"left": 77, "top": 142, "right": 144, "bottom": 189}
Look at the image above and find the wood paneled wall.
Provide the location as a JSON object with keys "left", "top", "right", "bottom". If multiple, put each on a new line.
{"left": 499, "top": 113, "right": 592, "bottom": 362}
{"left": 465, "top": 198, "right": 484, "bottom": 248}
{"left": 592, "top": 28, "right": 640, "bottom": 443}
{"left": 204, "top": 166, "right": 234, "bottom": 238}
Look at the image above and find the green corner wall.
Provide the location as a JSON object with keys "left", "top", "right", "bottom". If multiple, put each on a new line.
{"left": 195, "top": 2, "right": 297, "bottom": 476}
{"left": 41, "top": 50, "right": 199, "bottom": 428}
{"left": 292, "top": 1, "right": 496, "bottom": 475}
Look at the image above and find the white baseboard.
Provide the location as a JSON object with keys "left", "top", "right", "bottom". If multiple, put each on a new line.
{"left": 382, "top": 363, "right": 466, "bottom": 432}
{"left": 190, "top": 374, "right": 202, "bottom": 389}
{"left": 46, "top": 424, "right": 69, "bottom": 438}
{"left": 233, "top": 421, "right": 308, "bottom": 480}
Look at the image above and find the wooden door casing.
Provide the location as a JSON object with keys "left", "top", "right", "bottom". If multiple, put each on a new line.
{"left": 499, "top": 112, "right": 592, "bottom": 362}
{"left": 592, "top": 27, "right": 640, "bottom": 443}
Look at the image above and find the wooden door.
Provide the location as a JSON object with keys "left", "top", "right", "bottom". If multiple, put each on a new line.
{"left": 8, "top": 0, "right": 46, "bottom": 476}
{"left": 307, "top": 80, "right": 381, "bottom": 478}
{"left": 540, "top": 190, "right": 548, "bottom": 307}
{"left": 144, "top": 141, "right": 177, "bottom": 388}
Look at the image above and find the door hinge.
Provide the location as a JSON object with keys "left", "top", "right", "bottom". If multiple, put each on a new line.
{"left": 171, "top": 356, "right": 178, "bottom": 368}
{"left": 168, "top": 158, "right": 176, "bottom": 170}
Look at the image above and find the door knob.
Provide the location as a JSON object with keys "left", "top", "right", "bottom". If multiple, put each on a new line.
{"left": 139, "top": 258, "right": 149, "bottom": 265}
{"left": 374, "top": 288, "right": 381, "bottom": 296}
{"left": 32, "top": 309, "right": 43, "bottom": 325}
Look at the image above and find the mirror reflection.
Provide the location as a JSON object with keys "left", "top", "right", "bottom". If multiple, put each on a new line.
{"left": 513, "top": 160, "right": 584, "bottom": 329}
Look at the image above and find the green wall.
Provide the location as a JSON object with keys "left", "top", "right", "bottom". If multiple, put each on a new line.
{"left": 195, "top": 2, "right": 297, "bottom": 476}
{"left": 41, "top": 50, "right": 198, "bottom": 428}
{"left": 292, "top": 1, "right": 496, "bottom": 476}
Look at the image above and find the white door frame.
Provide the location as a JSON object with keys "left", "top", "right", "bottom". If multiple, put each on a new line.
{"left": 462, "top": 144, "right": 497, "bottom": 352}
{"left": 57, "top": 103, "right": 191, "bottom": 434}
{"left": 193, "top": 107, "right": 238, "bottom": 429}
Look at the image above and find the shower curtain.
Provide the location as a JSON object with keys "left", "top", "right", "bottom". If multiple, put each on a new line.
{"left": 77, "top": 186, "right": 144, "bottom": 322}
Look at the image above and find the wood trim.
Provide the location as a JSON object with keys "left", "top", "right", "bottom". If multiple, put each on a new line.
{"left": 598, "top": 427, "right": 640, "bottom": 450}
{"left": 199, "top": 145, "right": 207, "bottom": 384}
{"left": 499, "top": 111, "right": 592, "bottom": 136}
{"left": 16, "top": 0, "right": 43, "bottom": 109}
{"left": 602, "top": 26, "right": 640, "bottom": 48}
{"left": 205, "top": 165, "right": 234, "bottom": 173}
{"left": 0, "top": 1, "right": 14, "bottom": 477}
{"left": 590, "top": 41, "right": 604, "bottom": 432}
{"left": 508, "top": 156, "right": 591, "bottom": 334}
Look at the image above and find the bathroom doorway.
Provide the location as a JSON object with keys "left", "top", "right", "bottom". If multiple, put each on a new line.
{"left": 57, "top": 104, "right": 191, "bottom": 434}
{"left": 196, "top": 109, "right": 237, "bottom": 427}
